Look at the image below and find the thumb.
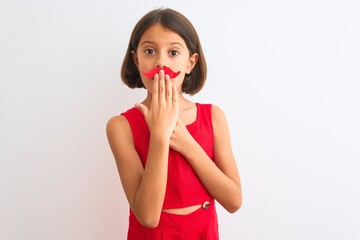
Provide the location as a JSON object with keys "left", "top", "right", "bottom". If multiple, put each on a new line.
{"left": 135, "top": 103, "right": 148, "bottom": 117}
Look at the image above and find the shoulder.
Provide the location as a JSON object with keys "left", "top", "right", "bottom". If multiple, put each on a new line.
{"left": 106, "top": 107, "right": 139, "bottom": 135}
{"left": 106, "top": 114, "right": 137, "bottom": 163}
{"left": 106, "top": 114, "right": 128, "bottom": 130}
{"left": 197, "top": 103, "right": 225, "bottom": 116}
{"left": 210, "top": 105, "right": 230, "bottom": 136}
{"left": 196, "top": 103, "right": 227, "bottom": 123}
{"left": 106, "top": 114, "right": 131, "bottom": 141}
{"left": 210, "top": 104, "right": 225, "bottom": 117}
{"left": 210, "top": 104, "right": 227, "bottom": 123}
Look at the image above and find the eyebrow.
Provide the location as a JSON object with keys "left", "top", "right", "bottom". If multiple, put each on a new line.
{"left": 140, "top": 41, "right": 184, "bottom": 48}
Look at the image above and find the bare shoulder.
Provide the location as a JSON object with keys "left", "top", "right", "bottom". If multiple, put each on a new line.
{"left": 106, "top": 114, "right": 128, "bottom": 130}
{"left": 211, "top": 105, "right": 229, "bottom": 134}
{"left": 106, "top": 115, "right": 131, "bottom": 137}
{"left": 106, "top": 114, "right": 145, "bottom": 210}
{"left": 106, "top": 113, "right": 143, "bottom": 175}
{"left": 211, "top": 104, "right": 226, "bottom": 119}
{"left": 106, "top": 114, "right": 134, "bottom": 156}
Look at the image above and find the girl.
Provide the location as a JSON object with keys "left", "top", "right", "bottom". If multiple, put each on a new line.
{"left": 106, "top": 8, "right": 242, "bottom": 239}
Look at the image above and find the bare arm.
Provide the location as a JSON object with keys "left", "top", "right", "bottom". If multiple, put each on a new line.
{"left": 106, "top": 72, "right": 178, "bottom": 228}
{"left": 170, "top": 105, "right": 242, "bottom": 213}
{"left": 106, "top": 117, "right": 169, "bottom": 227}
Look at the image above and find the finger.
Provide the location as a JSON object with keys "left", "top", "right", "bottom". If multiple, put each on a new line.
{"left": 158, "top": 69, "right": 165, "bottom": 103}
{"left": 150, "top": 73, "right": 159, "bottom": 108}
{"left": 165, "top": 74, "right": 172, "bottom": 103}
{"left": 135, "top": 103, "right": 148, "bottom": 117}
{"left": 172, "top": 77, "right": 178, "bottom": 108}
{"left": 152, "top": 73, "right": 159, "bottom": 98}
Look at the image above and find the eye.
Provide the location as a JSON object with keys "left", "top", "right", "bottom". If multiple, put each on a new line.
{"left": 169, "top": 50, "right": 179, "bottom": 56}
{"left": 144, "top": 49, "right": 156, "bottom": 55}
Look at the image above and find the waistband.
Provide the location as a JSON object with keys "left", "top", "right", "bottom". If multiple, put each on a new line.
{"left": 158, "top": 200, "right": 216, "bottom": 231}
{"left": 129, "top": 200, "right": 217, "bottom": 232}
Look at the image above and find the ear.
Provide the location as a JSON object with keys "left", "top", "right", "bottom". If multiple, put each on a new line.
{"left": 131, "top": 50, "right": 139, "bottom": 68}
{"left": 186, "top": 53, "right": 198, "bottom": 74}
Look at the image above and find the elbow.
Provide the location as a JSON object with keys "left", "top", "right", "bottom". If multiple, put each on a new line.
{"left": 230, "top": 200, "right": 242, "bottom": 213}
{"left": 131, "top": 201, "right": 163, "bottom": 228}
{"left": 136, "top": 214, "right": 161, "bottom": 228}
{"left": 140, "top": 219, "right": 160, "bottom": 229}
{"left": 226, "top": 196, "right": 242, "bottom": 214}
{"left": 226, "top": 203, "right": 242, "bottom": 214}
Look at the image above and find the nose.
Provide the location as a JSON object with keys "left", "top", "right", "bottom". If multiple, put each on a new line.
{"left": 156, "top": 52, "right": 166, "bottom": 68}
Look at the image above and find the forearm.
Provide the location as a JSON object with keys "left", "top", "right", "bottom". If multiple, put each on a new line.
{"left": 185, "top": 143, "right": 242, "bottom": 213}
{"left": 132, "top": 134, "right": 169, "bottom": 227}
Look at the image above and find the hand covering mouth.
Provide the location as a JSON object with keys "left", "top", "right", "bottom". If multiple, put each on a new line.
{"left": 143, "top": 66, "right": 181, "bottom": 79}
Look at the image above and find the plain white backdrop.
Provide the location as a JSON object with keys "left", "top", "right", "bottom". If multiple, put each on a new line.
{"left": 1, "top": 0, "right": 359, "bottom": 239}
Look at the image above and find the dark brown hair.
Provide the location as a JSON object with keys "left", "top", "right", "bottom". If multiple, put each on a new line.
{"left": 121, "top": 8, "right": 207, "bottom": 95}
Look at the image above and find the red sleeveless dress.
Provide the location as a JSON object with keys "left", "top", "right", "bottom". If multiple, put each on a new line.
{"left": 121, "top": 103, "right": 219, "bottom": 240}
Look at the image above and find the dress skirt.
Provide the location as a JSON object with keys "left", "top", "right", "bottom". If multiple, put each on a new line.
{"left": 127, "top": 201, "right": 219, "bottom": 240}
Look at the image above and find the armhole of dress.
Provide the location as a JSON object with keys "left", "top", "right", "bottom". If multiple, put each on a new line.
{"left": 208, "top": 104, "right": 215, "bottom": 140}
{"left": 208, "top": 104, "right": 216, "bottom": 162}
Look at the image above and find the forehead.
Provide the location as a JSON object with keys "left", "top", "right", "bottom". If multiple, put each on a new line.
{"left": 139, "top": 23, "right": 186, "bottom": 46}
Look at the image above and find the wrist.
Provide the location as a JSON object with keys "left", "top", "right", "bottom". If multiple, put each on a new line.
{"left": 150, "top": 132, "right": 171, "bottom": 145}
{"left": 181, "top": 139, "right": 201, "bottom": 160}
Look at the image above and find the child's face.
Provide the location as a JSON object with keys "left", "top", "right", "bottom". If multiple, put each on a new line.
{"left": 132, "top": 23, "right": 198, "bottom": 92}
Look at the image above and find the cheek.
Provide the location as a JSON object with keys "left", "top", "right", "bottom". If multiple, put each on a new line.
{"left": 137, "top": 57, "right": 154, "bottom": 71}
{"left": 141, "top": 78, "right": 152, "bottom": 89}
{"left": 173, "top": 77, "right": 184, "bottom": 91}
{"left": 137, "top": 63, "right": 147, "bottom": 72}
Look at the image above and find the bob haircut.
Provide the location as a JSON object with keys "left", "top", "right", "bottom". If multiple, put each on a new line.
{"left": 121, "top": 8, "right": 207, "bottom": 95}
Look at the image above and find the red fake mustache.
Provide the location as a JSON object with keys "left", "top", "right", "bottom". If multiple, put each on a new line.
{"left": 143, "top": 66, "right": 181, "bottom": 79}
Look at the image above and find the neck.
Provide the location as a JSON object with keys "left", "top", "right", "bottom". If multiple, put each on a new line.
{"left": 142, "top": 91, "right": 193, "bottom": 110}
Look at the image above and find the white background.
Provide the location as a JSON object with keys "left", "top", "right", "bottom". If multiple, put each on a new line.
{"left": 1, "top": 0, "right": 359, "bottom": 239}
